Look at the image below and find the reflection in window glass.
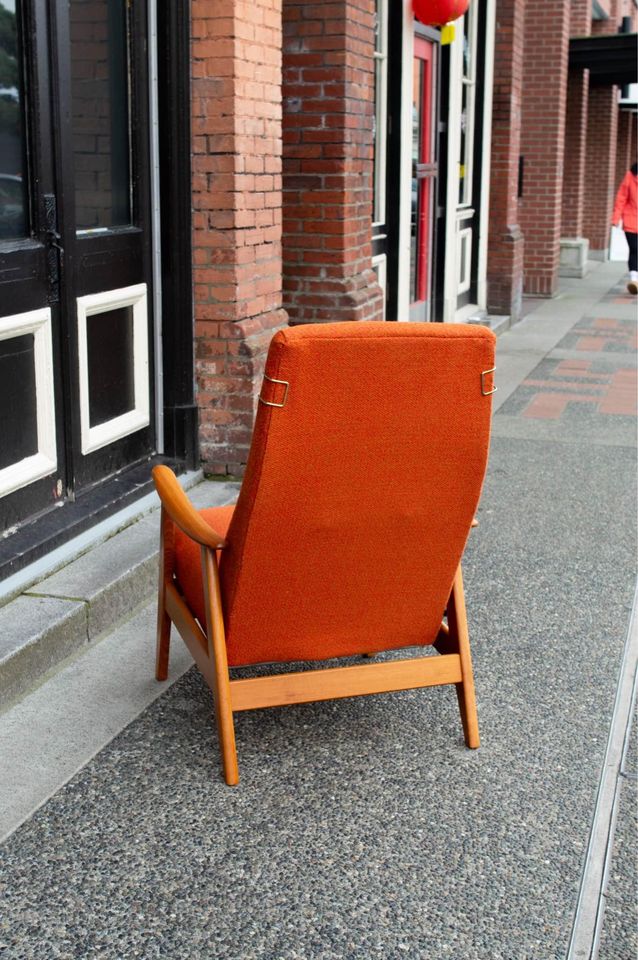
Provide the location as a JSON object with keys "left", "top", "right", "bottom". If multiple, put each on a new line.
{"left": 87, "top": 306, "right": 135, "bottom": 426}
{"left": 410, "top": 181, "right": 424, "bottom": 304}
{"left": 70, "top": 0, "right": 131, "bottom": 231}
{"left": 410, "top": 59, "right": 423, "bottom": 303}
{"left": 372, "top": 0, "right": 387, "bottom": 225}
{"left": 0, "top": 333, "right": 37, "bottom": 468}
{"left": 0, "top": 0, "right": 28, "bottom": 240}
{"left": 458, "top": 7, "right": 477, "bottom": 207}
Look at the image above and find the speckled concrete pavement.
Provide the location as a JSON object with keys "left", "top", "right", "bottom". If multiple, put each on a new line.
{"left": 598, "top": 717, "right": 637, "bottom": 960}
{"left": 0, "top": 263, "right": 636, "bottom": 960}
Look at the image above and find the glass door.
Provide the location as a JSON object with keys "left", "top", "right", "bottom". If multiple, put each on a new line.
{"left": 455, "top": 1, "right": 485, "bottom": 310}
{"left": 409, "top": 36, "right": 437, "bottom": 322}
{"left": 0, "top": 0, "right": 154, "bottom": 537}
{"left": 58, "top": 0, "right": 154, "bottom": 490}
{"left": 0, "top": 0, "right": 66, "bottom": 533}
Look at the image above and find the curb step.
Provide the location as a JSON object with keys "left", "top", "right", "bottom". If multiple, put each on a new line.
{"left": 467, "top": 313, "right": 512, "bottom": 337}
{"left": 0, "top": 478, "right": 239, "bottom": 710}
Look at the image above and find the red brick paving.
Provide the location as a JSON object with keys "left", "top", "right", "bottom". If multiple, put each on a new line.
{"left": 521, "top": 362, "right": 637, "bottom": 419}
{"left": 568, "top": 316, "right": 638, "bottom": 352}
{"left": 575, "top": 336, "right": 605, "bottom": 351}
{"left": 522, "top": 393, "right": 598, "bottom": 419}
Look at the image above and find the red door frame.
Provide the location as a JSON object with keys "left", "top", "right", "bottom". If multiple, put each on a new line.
{"left": 412, "top": 37, "right": 436, "bottom": 316}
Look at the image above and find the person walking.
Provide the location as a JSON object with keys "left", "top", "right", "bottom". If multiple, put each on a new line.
{"left": 612, "top": 162, "right": 638, "bottom": 295}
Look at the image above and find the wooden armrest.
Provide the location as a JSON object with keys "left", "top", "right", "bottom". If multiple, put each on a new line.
{"left": 152, "top": 465, "right": 227, "bottom": 550}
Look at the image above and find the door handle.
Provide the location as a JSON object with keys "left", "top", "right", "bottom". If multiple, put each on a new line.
{"left": 45, "top": 227, "right": 64, "bottom": 254}
{"left": 43, "top": 193, "right": 62, "bottom": 302}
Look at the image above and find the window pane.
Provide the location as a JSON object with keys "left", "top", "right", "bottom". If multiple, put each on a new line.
{"left": 0, "top": 0, "right": 28, "bottom": 241}
{"left": 70, "top": 0, "right": 131, "bottom": 231}
{"left": 462, "top": 14, "right": 471, "bottom": 79}
{"left": 0, "top": 333, "right": 37, "bottom": 468}
{"left": 87, "top": 306, "right": 135, "bottom": 426}
{"left": 459, "top": 82, "right": 468, "bottom": 204}
{"left": 412, "top": 58, "right": 422, "bottom": 166}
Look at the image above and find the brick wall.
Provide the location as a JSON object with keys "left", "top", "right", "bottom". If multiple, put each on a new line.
{"left": 560, "top": 1, "right": 591, "bottom": 242}
{"left": 486, "top": 0, "right": 525, "bottom": 319}
{"left": 583, "top": 85, "right": 619, "bottom": 252}
{"left": 561, "top": 69, "right": 589, "bottom": 238}
{"left": 281, "top": 0, "right": 383, "bottom": 324}
{"left": 519, "top": 0, "right": 571, "bottom": 295}
{"left": 191, "top": 0, "right": 287, "bottom": 475}
{"left": 570, "top": 0, "right": 592, "bottom": 33}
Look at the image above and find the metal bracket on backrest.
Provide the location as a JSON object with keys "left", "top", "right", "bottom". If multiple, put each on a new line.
{"left": 259, "top": 374, "right": 290, "bottom": 408}
{"left": 481, "top": 368, "right": 497, "bottom": 396}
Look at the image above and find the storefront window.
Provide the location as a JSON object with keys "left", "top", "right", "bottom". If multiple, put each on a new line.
{"left": 0, "top": 0, "right": 28, "bottom": 241}
{"left": 70, "top": 0, "right": 132, "bottom": 231}
{"left": 372, "top": 0, "right": 388, "bottom": 226}
{"left": 458, "top": 4, "right": 477, "bottom": 207}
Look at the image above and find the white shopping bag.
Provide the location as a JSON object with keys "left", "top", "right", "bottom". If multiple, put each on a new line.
{"left": 609, "top": 224, "right": 629, "bottom": 262}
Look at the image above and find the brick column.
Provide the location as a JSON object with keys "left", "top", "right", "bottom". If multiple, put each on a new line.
{"left": 487, "top": 0, "right": 525, "bottom": 321}
{"left": 615, "top": 109, "right": 633, "bottom": 190}
{"left": 557, "top": 0, "right": 591, "bottom": 277}
{"left": 281, "top": 0, "right": 383, "bottom": 324}
{"left": 583, "top": 85, "right": 619, "bottom": 256}
{"left": 191, "top": 0, "right": 287, "bottom": 475}
{"left": 561, "top": 71, "right": 589, "bottom": 238}
{"left": 519, "top": 0, "right": 570, "bottom": 295}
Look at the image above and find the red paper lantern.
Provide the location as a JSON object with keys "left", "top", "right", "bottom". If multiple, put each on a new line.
{"left": 413, "top": 0, "right": 470, "bottom": 26}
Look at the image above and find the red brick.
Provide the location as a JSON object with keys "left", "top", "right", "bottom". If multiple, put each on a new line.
{"left": 281, "top": 0, "right": 382, "bottom": 325}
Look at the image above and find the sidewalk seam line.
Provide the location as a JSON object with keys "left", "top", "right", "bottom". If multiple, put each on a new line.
{"left": 565, "top": 580, "right": 638, "bottom": 960}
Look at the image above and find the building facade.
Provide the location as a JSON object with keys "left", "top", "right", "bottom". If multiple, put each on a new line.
{"left": 0, "top": 0, "right": 497, "bottom": 576}
{"left": 487, "top": 0, "right": 638, "bottom": 317}
{"left": 0, "top": 0, "right": 634, "bottom": 581}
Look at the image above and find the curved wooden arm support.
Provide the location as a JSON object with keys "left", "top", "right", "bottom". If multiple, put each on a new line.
{"left": 152, "top": 465, "right": 227, "bottom": 550}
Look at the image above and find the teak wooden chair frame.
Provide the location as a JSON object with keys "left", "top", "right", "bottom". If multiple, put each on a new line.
{"left": 153, "top": 465, "right": 480, "bottom": 787}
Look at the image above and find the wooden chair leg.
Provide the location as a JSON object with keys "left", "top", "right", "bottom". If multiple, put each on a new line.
{"left": 155, "top": 508, "right": 172, "bottom": 681}
{"left": 156, "top": 601, "right": 171, "bottom": 682}
{"left": 446, "top": 565, "right": 480, "bottom": 749}
{"left": 201, "top": 547, "right": 239, "bottom": 786}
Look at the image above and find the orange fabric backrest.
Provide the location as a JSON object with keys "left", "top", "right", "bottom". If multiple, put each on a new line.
{"left": 220, "top": 322, "right": 496, "bottom": 666}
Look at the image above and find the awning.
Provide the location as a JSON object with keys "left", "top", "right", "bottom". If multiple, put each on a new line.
{"left": 569, "top": 33, "right": 638, "bottom": 86}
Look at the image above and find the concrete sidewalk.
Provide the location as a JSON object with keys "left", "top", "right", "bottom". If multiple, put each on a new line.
{"left": 0, "top": 261, "right": 636, "bottom": 960}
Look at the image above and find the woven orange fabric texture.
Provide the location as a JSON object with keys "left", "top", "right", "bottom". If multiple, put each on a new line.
{"left": 173, "top": 504, "right": 235, "bottom": 618}
{"left": 174, "top": 322, "right": 496, "bottom": 667}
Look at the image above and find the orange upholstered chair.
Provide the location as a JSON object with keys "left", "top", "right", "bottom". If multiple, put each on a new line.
{"left": 152, "top": 321, "right": 496, "bottom": 785}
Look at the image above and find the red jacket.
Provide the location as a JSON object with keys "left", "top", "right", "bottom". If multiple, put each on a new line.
{"left": 612, "top": 171, "right": 637, "bottom": 233}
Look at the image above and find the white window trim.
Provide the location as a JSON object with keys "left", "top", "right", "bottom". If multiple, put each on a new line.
{"left": 459, "top": 3, "right": 478, "bottom": 210}
{"left": 443, "top": 18, "right": 465, "bottom": 320}
{"left": 373, "top": 0, "right": 389, "bottom": 228}
{"left": 476, "top": 0, "right": 496, "bottom": 311}
{"left": 77, "top": 283, "right": 150, "bottom": 455}
{"left": 397, "top": 0, "right": 415, "bottom": 321}
{"left": 371, "top": 252, "right": 387, "bottom": 320}
{"left": 457, "top": 227, "right": 472, "bottom": 294}
{"left": 0, "top": 308, "right": 57, "bottom": 498}
{"left": 444, "top": 0, "right": 496, "bottom": 321}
